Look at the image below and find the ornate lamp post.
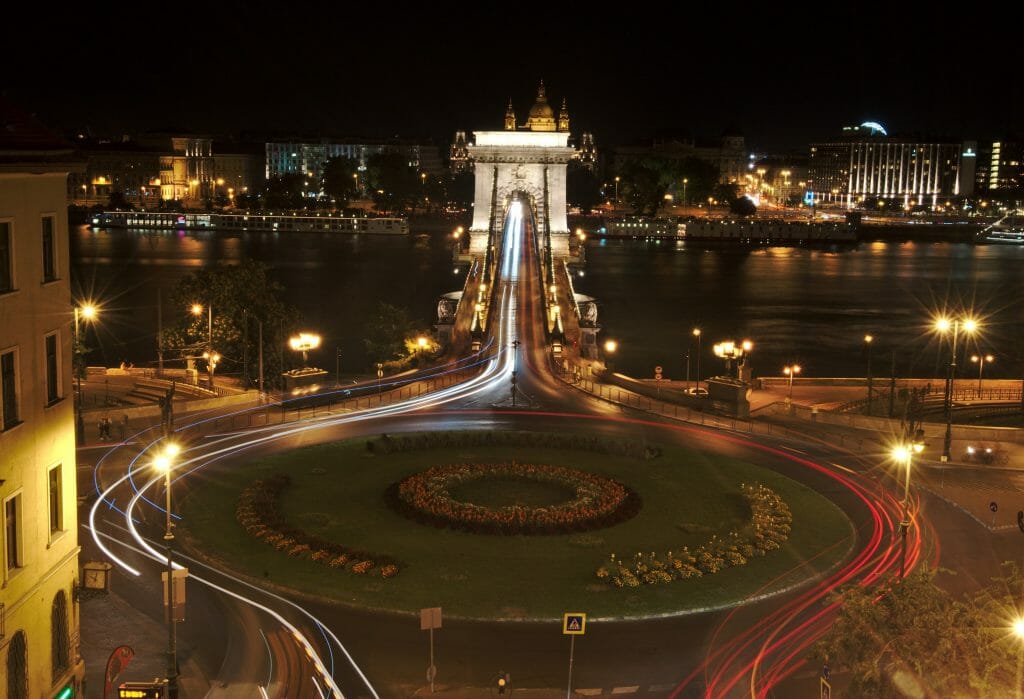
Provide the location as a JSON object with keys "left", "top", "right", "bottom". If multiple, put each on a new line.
{"left": 73, "top": 303, "right": 98, "bottom": 444}
{"left": 288, "top": 332, "right": 321, "bottom": 368}
{"left": 154, "top": 442, "right": 181, "bottom": 699}
{"left": 934, "top": 316, "right": 978, "bottom": 462}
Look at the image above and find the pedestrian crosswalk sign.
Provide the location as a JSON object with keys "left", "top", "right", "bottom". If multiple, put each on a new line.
{"left": 563, "top": 612, "right": 586, "bottom": 635}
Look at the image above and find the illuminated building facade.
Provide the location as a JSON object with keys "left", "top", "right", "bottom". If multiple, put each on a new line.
{"left": 0, "top": 101, "right": 85, "bottom": 699}
{"left": 808, "top": 122, "right": 967, "bottom": 208}
{"left": 975, "top": 140, "right": 1024, "bottom": 193}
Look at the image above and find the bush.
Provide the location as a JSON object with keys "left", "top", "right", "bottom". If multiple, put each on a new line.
{"left": 597, "top": 482, "right": 793, "bottom": 587}
{"left": 235, "top": 475, "right": 400, "bottom": 578}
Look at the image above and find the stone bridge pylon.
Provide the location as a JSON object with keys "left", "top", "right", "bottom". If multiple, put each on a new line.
{"left": 466, "top": 81, "right": 577, "bottom": 261}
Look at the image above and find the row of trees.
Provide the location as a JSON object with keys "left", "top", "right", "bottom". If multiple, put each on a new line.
{"left": 160, "top": 262, "right": 431, "bottom": 388}
{"left": 249, "top": 154, "right": 475, "bottom": 212}
{"left": 601, "top": 157, "right": 757, "bottom": 216}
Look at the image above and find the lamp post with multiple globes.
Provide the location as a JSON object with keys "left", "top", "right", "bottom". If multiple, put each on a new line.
{"left": 154, "top": 442, "right": 181, "bottom": 699}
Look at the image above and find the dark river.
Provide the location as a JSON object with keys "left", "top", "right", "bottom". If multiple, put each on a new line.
{"left": 70, "top": 227, "right": 1024, "bottom": 381}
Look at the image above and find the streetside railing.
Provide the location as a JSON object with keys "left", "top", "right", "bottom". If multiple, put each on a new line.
{"left": 549, "top": 357, "right": 878, "bottom": 452}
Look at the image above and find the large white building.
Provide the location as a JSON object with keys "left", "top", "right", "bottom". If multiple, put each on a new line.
{"left": 808, "top": 122, "right": 968, "bottom": 208}
{"left": 0, "top": 102, "right": 85, "bottom": 699}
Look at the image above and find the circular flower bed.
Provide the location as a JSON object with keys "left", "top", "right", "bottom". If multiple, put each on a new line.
{"left": 387, "top": 462, "right": 641, "bottom": 535}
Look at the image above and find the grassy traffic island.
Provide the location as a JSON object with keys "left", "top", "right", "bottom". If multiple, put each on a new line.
{"left": 181, "top": 431, "right": 854, "bottom": 619}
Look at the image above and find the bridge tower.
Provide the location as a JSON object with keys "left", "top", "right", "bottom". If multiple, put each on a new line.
{"left": 466, "top": 82, "right": 577, "bottom": 261}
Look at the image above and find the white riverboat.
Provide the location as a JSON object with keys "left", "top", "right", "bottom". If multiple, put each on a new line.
{"left": 90, "top": 211, "right": 409, "bottom": 235}
{"left": 981, "top": 215, "right": 1024, "bottom": 244}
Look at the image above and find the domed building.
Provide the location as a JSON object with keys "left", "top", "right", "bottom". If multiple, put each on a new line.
{"left": 505, "top": 81, "right": 569, "bottom": 133}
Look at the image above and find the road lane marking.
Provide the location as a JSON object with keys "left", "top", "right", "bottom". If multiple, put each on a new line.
{"left": 612, "top": 688, "right": 640, "bottom": 694}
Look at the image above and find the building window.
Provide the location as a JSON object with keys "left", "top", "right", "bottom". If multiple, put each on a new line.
{"left": 49, "top": 465, "right": 63, "bottom": 534}
{"left": 45, "top": 333, "right": 60, "bottom": 405}
{"left": 0, "top": 221, "right": 12, "bottom": 293}
{"left": 51, "top": 591, "right": 70, "bottom": 682}
{"left": 7, "top": 630, "right": 28, "bottom": 699}
{"left": 42, "top": 216, "right": 57, "bottom": 282}
{"left": 1, "top": 349, "right": 18, "bottom": 429}
{"left": 5, "top": 493, "right": 23, "bottom": 572}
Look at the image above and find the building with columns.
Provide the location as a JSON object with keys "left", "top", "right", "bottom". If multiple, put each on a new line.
{"left": 808, "top": 122, "right": 968, "bottom": 208}
{"left": 0, "top": 100, "right": 85, "bottom": 699}
{"left": 466, "top": 82, "right": 577, "bottom": 258}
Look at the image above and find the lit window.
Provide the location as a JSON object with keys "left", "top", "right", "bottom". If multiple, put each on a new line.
{"left": 5, "top": 493, "right": 23, "bottom": 572}
{"left": 45, "top": 333, "right": 60, "bottom": 405}
{"left": 1, "top": 350, "right": 18, "bottom": 429}
{"left": 48, "top": 465, "right": 63, "bottom": 534}
{"left": 0, "top": 222, "right": 12, "bottom": 293}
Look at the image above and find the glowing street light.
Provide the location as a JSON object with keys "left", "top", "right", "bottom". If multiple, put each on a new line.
{"left": 783, "top": 364, "right": 801, "bottom": 402}
{"left": 603, "top": 339, "right": 617, "bottom": 370}
{"left": 190, "top": 303, "right": 216, "bottom": 387}
{"left": 891, "top": 440, "right": 924, "bottom": 580}
{"left": 713, "top": 339, "right": 753, "bottom": 380}
{"left": 970, "top": 353, "right": 994, "bottom": 396}
{"left": 73, "top": 302, "right": 100, "bottom": 444}
{"left": 934, "top": 316, "right": 979, "bottom": 461}
{"left": 864, "top": 334, "right": 874, "bottom": 414}
{"left": 154, "top": 442, "right": 182, "bottom": 699}
{"left": 288, "top": 332, "right": 321, "bottom": 366}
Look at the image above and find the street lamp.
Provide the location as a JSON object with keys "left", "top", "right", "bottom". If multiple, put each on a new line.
{"left": 783, "top": 364, "right": 801, "bottom": 402}
{"left": 73, "top": 302, "right": 98, "bottom": 444}
{"left": 288, "top": 332, "right": 321, "bottom": 368}
{"left": 970, "top": 354, "right": 994, "bottom": 396}
{"left": 682, "top": 178, "right": 688, "bottom": 207}
{"left": 864, "top": 334, "right": 874, "bottom": 415}
{"left": 191, "top": 303, "right": 215, "bottom": 387}
{"left": 713, "top": 339, "right": 753, "bottom": 380}
{"left": 603, "top": 339, "right": 617, "bottom": 370}
{"left": 691, "top": 328, "right": 702, "bottom": 391}
{"left": 934, "top": 316, "right": 979, "bottom": 461}
{"left": 891, "top": 440, "right": 923, "bottom": 580}
{"left": 614, "top": 176, "right": 620, "bottom": 206}
{"left": 154, "top": 442, "right": 182, "bottom": 699}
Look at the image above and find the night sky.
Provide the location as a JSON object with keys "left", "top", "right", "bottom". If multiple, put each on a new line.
{"left": 6, "top": 6, "right": 1022, "bottom": 152}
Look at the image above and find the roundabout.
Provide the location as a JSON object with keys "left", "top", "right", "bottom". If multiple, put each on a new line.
{"left": 180, "top": 428, "right": 854, "bottom": 620}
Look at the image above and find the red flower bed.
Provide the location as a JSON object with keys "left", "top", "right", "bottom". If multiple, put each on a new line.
{"left": 387, "top": 462, "right": 641, "bottom": 535}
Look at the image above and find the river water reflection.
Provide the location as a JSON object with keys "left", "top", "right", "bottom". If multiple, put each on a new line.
{"left": 71, "top": 227, "right": 1024, "bottom": 381}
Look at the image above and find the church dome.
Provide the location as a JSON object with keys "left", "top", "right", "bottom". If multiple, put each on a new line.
{"left": 524, "top": 81, "right": 556, "bottom": 132}
{"left": 528, "top": 100, "right": 554, "bottom": 120}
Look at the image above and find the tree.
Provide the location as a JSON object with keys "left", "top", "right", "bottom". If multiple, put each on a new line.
{"left": 162, "top": 260, "right": 299, "bottom": 389}
{"left": 814, "top": 567, "right": 1021, "bottom": 697}
{"left": 322, "top": 156, "right": 359, "bottom": 206}
{"left": 108, "top": 190, "right": 132, "bottom": 211}
{"left": 366, "top": 152, "right": 419, "bottom": 213}
{"left": 263, "top": 174, "right": 306, "bottom": 210}
{"left": 713, "top": 182, "right": 741, "bottom": 204}
{"left": 363, "top": 302, "right": 414, "bottom": 367}
{"left": 447, "top": 170, "right": 474, "bottom": 209}
{"left": 729, "top": 195, "right": 757, "bottom": 217}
